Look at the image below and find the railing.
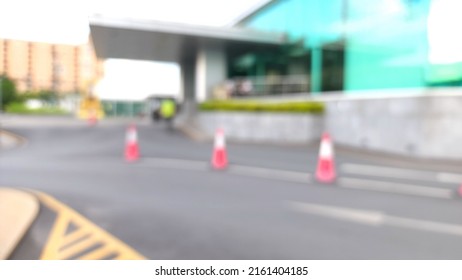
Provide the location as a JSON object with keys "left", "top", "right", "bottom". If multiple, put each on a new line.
{"left": 213, "top": 75, "right": 310, "bottom": 99}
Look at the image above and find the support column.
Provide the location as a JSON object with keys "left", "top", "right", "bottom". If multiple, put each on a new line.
{"left": 310, "top": 47, "right": 323, "bottom": 94}
{"left": 195, "top": 43, "right": 226, "bottom": 102}
{"left": 179, "top": 56, "right": 196, "bottom": 119}
{"left": 177, "top": 43, "right": 226, "bottom": 126}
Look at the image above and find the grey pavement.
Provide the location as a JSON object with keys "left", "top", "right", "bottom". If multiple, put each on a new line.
{"left": 1, "top": 116, "right": 462, "bottom": 259}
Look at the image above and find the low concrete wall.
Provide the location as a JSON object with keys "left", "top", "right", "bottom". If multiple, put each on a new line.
{"left": 324, "top": 91, "right": 462, "bottom": 160}
{"left": 195, "top": 89, "right": 462, "bottom": 160}
{"left": 197, "top": 112, "right": 323, "bottom": 144}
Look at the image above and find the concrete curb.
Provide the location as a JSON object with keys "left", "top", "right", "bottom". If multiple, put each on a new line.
{"left": 335, "top": 144, "right": 462, "bottom": 173}
{"left": 0, "top": 130, "right": 26, "bottom": 150}
{"left": 0, "top": 188, "right": 39, "bottom": 260}
{"left": 175, "top": 121, "right": 211, "bottom": 142}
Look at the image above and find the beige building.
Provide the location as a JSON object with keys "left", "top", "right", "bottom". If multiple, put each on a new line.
{"left": 0, "top": 38, "right": 103, "bottom": 94}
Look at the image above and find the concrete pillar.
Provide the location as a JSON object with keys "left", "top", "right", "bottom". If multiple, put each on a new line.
{"left": 179, "top": 57, "right": 196, "bottom": 118}
{"left": 310, "top": 47, "right": 322, "bottom": 94}
{"left": 195, "top": 43, "right": 226, "bottom": 102}
{"left": 177, "top": 43, "right": 226, "bottom": 125}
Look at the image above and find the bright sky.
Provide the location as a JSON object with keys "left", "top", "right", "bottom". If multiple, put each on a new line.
{"left": 0, "top": 0, "right": 268, "bottom": 44}
{"left": 427, "top": 0, "right": 462, "bottom": 64}
{"left": 94, "top": 60, "right": 181, "bottom": 101}
{"left": 1, "top": 0, "right": 461, "bottom": 99}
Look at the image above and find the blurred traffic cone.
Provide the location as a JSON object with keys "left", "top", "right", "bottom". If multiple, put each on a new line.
{"left": 125, "top": 125, "right": 139, "bottom": 162}
{"left": 88, "top": 111, "right": 97, "bottom": 126}
{"left": 211, "top": 128, "right": 228, "bottom": 170}
{"left": 316, "top": 132, "right": 336, "bottom": 183}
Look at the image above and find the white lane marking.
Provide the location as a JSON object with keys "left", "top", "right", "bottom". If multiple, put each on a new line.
{"left": 338, "top": 177, "right": 453, "bottom": 199}
{"left": 140, "top": 158, "right": 311, "bottom": 183}
{"left": 341, "top": 163, "right": 437, "bottom": 181}
{"left": 288, "top": 201, "right": 384, "bottom": 226}
{"left": 437, "top": 173, "right": 462, "bottom": 184}
{"left": 139, "top": 158, "right": 454, "bottom": 198}
{"left": 288, "top": 201, "right": 462, "bottom": 237}
{"left": 342, "top": 163, "right": 462, "bottom": 184}
{"left": 142, "top": 158, "right": 208, "bottom": 171}
{"left": 384, "top": 216, "right": 462, "bottom": 236}
{"left": 228, "top": 165, "right": 310, "bottom": 184}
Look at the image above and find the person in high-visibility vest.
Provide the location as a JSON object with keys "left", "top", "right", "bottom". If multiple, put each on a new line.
{"left": 160, "top": 98, "right": 176, "bottom": 129}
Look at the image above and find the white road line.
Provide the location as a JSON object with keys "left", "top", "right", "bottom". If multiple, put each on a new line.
{"left": 141, "top": 157, "right": 311, "bottom": 183}
{"left": 341, "top": 163, "right": 437, "bottom": 181}
{"left": 438, "top": 173, "right": 462, "bottom": 184}
{"left": 338, "top": 177, "right": 453, "bottom": 199}
{"left": 141, "top": 158, "right": 208, "bottom": 171}
{"left": 288, "top": 201, "right": 384, "bottom": 226}
{"left": 287, "top": 201, "right": 462, "bottom": 237}
{"left": 228, "top": 165, "right": 310, "bottom": 184}
{"left": 341, "top": 163, "right": 462, "bottom": 184}
{"left": 139, "top": 158, "right": 455, "bottom": 199}
{"left": 384, "top": 216, "right": 462, "bottom": 236}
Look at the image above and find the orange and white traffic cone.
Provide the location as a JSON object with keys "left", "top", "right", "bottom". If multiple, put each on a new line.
{"left": 315, "top": 132, "right": 336, "bottom": 183}
{"left": 211, "top": 128, "right": 228, "bottom": 170}
{"left": 125, "top": 125, "right": 140, "bottom": 162}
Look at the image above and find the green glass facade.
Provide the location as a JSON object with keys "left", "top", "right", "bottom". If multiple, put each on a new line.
{"left": 231, "top": 0, "right": 460, "bottom": 94}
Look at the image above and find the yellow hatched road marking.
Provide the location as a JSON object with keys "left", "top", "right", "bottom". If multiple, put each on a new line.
{"left": 40, "top": 211, "right": 70, "bottom": 260}
{"left": 78, "top": 245, "right": 114, "bottom": 260}
{"left": 113, "top": 254, "right": 131, "bottom": 260}
{"left": 61, "top": 228, "right": 89, "bottom": 248}
{"left": 37, "top": 192, "right": 145, "bottom": 260}
{"left": 59, "top": 235, "right": 100, "bottom": 260}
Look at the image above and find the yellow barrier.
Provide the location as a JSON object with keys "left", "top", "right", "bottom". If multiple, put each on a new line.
{"left": 78, "top": 97, "right": 105, "bottom": 120}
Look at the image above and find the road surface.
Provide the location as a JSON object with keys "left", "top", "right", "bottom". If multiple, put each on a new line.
{"left": 1, "top": 116, "right": 462, "bottom": 259}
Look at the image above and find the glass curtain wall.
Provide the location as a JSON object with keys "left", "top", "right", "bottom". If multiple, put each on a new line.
{"left": 232, "top": 0, "right": 454, "bottom": 95}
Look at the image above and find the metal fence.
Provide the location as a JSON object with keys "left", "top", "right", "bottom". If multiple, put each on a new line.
{"left": 215, "top": 75, "right": 310, "bottom": 98}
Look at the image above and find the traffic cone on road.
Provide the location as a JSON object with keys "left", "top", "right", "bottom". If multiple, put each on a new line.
{"left": 211, "top": 128, "right": 228, "bottom": 170}
{"left": 315, "top": 132, "right": 336, "bottom": 183}
{"left": 125, "top": 125, "right": 139, "bottom": 162}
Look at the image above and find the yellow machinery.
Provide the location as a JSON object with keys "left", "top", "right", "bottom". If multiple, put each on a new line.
{"left": 77, "top": 80, "right": 105, "bottom": 120}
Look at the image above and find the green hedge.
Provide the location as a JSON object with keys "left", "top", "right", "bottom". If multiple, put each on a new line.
{"left": 18, "top": 90, "right": 59, "bottom": 105}
{"left": 5, "top": 102, "right": 68, "bottom": 115}
{"left": 0, "top": 76, "right": 18, "bottom": 109}
{"left": 199, "top": 100, "right": 324, "bottom": 114}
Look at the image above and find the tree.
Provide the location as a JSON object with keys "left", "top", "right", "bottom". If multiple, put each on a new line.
{"left": 0, "top": 75, "right": 18, "bottom": 109}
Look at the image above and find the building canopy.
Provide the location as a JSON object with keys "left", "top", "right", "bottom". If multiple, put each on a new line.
{"left": 89, "top": 15, "right": 285, "bottom": 62}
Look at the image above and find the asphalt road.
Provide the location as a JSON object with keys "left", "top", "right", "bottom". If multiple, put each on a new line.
{"left": 1, "top": 116, "right": 462, "bottom": 259}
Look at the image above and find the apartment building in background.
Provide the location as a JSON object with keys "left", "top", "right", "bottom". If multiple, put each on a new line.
{"left": 0, "top": 38, "right": 103, "bottom": 94}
